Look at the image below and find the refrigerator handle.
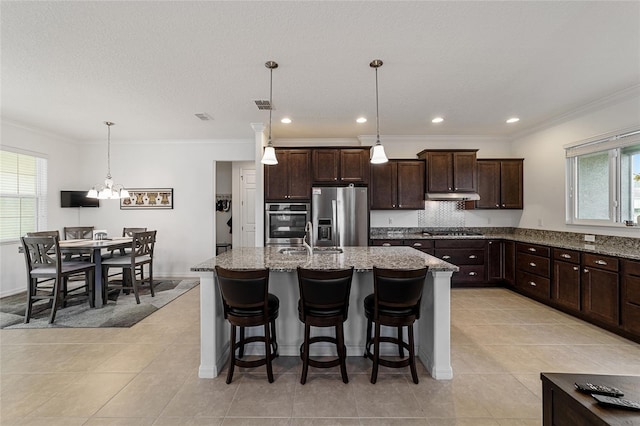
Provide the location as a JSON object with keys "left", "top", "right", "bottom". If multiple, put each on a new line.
{"left": 332, "top": 199, "right": 339, "bottom": 247}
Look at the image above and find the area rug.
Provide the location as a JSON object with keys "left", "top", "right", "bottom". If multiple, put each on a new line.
{"left": 0, "top": 279, "right": 199, "bottom": 329}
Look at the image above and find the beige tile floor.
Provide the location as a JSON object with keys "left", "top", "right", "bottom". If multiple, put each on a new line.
{"left": 2, "top": 286, "right": 639, "bottom": 425}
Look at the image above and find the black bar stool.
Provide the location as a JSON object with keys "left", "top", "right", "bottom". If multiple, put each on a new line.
{"left": 215, "top": 266, "right": 279, "bottom": 384}
{"left": 297, "top": 267, "right": 354, "bottom": 384}
{"left": 364, "top": 266, "right": 428, "bottom": 384}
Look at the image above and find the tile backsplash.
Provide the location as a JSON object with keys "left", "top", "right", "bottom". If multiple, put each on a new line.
{"left": 418, "top": 201, "right": 465, "bottom": 228}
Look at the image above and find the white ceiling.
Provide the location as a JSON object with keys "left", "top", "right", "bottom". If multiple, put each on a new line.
{"left": 2, "top": 1, "right": 639, "bottom": 143}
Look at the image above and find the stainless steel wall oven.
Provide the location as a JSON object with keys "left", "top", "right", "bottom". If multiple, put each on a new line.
{"left": 265, "top": 203, "right": 310, "bottom": 246}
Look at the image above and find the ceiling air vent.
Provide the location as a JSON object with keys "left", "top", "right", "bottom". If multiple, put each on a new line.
{"left": 254, "top": 100, "right": 272, "bottom": 110}
{"left": 194, "top": 113, "right": 213, "bottom": 121}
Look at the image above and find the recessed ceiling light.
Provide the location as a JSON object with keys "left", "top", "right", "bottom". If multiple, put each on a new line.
{"left": 356, "top": 117, "right": 367, "bottom": 123}
{"left": 194, "top": 112, "right": 213, "bottom": 121}
{"left": 506, "top": 117, "right": 520, "bottom": 124}
{"left": 281, "top": 117, "right": 292, "bottom": 124}
{"left": 432, "top": 117, "right": 444, "bottom": 124}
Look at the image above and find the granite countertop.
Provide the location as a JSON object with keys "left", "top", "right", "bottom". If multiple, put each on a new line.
{"left": 370, "top": 229, "right": 640, "bottom": 261}
{"left": 191, "top": 246, "right": 459, "bottom": 273}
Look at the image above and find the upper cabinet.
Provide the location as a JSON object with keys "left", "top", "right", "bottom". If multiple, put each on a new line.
{"left": 417, "top": 150, "right": 478, "bottom": 193}
{"left": 264, "top": 149, "right": 311, "bottom": 201}
{"left": 370, "top": 160, "right": 425, "bottom": 209}
{"left": 312, "top": 148, "right": 370, "bottom": 185}
{"left": 476, "top": 159, "right": 524, "bottom": 209}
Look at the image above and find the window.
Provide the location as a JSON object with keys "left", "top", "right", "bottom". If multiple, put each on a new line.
{"left": 0, "top": 149, "right": 47, "bottom": 242}
{"left": 565, "top": 128, "right": 640, "bottom": 227}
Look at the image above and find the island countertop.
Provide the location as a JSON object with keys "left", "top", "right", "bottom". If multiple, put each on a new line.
{"left": 191, "top": 246, "right": 459, "bottom": 273}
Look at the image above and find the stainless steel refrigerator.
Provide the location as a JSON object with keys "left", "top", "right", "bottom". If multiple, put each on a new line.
{"left": 311, "top": 185, "right": 369, "bottom": 247}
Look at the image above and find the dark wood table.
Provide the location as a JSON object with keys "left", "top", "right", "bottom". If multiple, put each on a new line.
{"left": 541, "top": 372, "right": 640, "bottom": 425}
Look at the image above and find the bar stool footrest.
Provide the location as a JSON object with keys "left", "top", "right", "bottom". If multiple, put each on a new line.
{"left": 365, "top": 336, "right": 412, "bottom": 368}
{"left": 299, "top": 336, "right": 344, "bottom": 369}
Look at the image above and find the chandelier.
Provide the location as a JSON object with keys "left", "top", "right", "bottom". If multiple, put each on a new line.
{"left": 87, "top": 121, "right": 130, "bottom": 199}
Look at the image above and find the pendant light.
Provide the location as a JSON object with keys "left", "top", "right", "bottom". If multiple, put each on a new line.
{"left": 261, "top": 60, "right": 279, "bottom": 165}
{"left": 369, "top": 59, "right": 389, "bottom": 164}
{"left": 87, "top": 121, "right": 130, "bottom": 199}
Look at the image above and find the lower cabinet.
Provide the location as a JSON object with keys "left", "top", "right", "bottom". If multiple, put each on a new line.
{"left": 515, "top": 242, "right": 551, "bottom": 300}
{"left": 433, "top": 239, "right": 486, "bottom": 285}
{"left": 581, "top": 253, "right": 620, "bottom": 327}
{"left": 551, "top": 248, "right": 581, "bottom": 312}
{"left": 622, "top": 259, "right": 640, "bottom": 336}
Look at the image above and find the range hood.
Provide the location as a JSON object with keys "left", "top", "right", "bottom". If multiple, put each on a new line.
{"left": 425, "top": 192, "right": 480, "bottom": 201}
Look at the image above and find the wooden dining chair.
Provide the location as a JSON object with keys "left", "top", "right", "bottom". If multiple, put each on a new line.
{"left": 101, "top": 230, "right": 156, "bottom": 304}
{"left": 63, "top": 226, "right": 94, "bottom": 261}
{"left": 20, "top": 235, "right": 95, "bottom": 323}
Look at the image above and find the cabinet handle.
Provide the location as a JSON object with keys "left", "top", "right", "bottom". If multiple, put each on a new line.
{"left": 469, "top": 255, "right": 477, "bottom": 259}
{"left": 382, "top": 243, "right": 391, "bottom": 247}
{"left": 442, "top": 255, "right": 451, "bottom": 259}
{"left": 528, "top": 281, "right": 537, "bottom": 287}
{"left": 573, "top": 266, "right": 579, "bottom": 271}
{"left": 495, "top": 204, "right": 500, "bottom": 207}
{"left": 529, "top": 262, "right": 537, "bottom": 267}
{"left": 399, "top": 204, "right": 402, "bottom": 208}
{"left": 413, "top": 243, "right": 422, "bottom": 247}
{"left": 469, "top": 272, "right": 477, "bottom": 276}
{"left": 501, "top": 204, "right": 505, "bottom": 207}
{"left": 594, "top": 260, "right": 608, "bottom": 266}
{"left": 392, "top": 204, "right": 396, "bottom": 208}
{"left": 584, "top": 268, "right": 589, "bottom": 273}
{"left": 334, "top": 178, "right": 338, "bottom": 181}
{"left": 528, "top": 247, "right": 537, "bottom": 252}
{"left": 448, "top": 187, "right": 452, "bottom": 190}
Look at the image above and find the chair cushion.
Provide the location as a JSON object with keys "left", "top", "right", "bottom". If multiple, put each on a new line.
{"left": 297, "top": 299, "right": 344, "bottom": 318}
{"left": 228, "top": 293, "right": 279, "bottom": 319}
{"left": 31, "top": 262, "right": 93, "bottom": 277}
{"left": 364, "top": 293, "right": 418, "bottom": 318}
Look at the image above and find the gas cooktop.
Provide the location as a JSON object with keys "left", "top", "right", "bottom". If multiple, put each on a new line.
{"left": 422, "top": 231, "right": 483, "bottom": 237}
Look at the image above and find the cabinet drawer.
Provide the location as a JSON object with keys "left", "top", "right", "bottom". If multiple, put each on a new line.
{"left": 623, "top": 259, "right": 640, "bottom": 276}
{"left": 553, "top": 248, "right": 580, "bottom": 264}
{"left": 582, "top": 253, "right": 619, "bottom": 272}
{"left": 434, "top": 249, "right": 485, "bottom": 265}
{"left": 517, "top": 270, "right": 551, "bottom": 298}
{"left": 517, "top": 253, "right": 550, "bottom": 277}
{"left": 453, "top": 265, "right": 486, "bottom": 282}
{"left": 403, "top": 239, "right": 434, "bottom": 250}
{"left": 516, "top": 242, "right": 550, "bottom": 257}
{"left": 623, "top": 274, "right": 640, "bottom": 306}
{"left": 434, "top": 239, "right": 486, "bottom": 249}
{"left": 370, "top": 239, "right": 403, "bottom": 246}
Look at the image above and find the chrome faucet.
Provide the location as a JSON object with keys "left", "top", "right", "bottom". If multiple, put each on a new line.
{"left": 303, "top": 221, "right": 313, "bottom": 255}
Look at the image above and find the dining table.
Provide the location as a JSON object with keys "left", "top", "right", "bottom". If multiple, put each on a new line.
{"left": 59, "top": 237, "right": 132, "bottom": 308}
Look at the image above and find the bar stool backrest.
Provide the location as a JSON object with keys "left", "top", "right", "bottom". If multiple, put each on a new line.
{"left": 297, "top": 267, "right": 354, "bottom": 314}
{"left": 373, "top": 267, "right": 428, "bottom": 315}
{"left": 22, "top": 235, "right": 61, "bottom": 271}
{"left": 215, "top": 267, "right": 270, "bottom": 316}
{"left": 64, "top": 226, "right": 94, "bottom": 240}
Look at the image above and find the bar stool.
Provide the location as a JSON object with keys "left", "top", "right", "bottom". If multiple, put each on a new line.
{"left": 297, "top": 267, "right": 354, "bottom": 384}
{"left": 215, "top": 266, "right": 279, "bottom": 384}
{"left": 364, "top": 266, "right": 428, "bottom": 384}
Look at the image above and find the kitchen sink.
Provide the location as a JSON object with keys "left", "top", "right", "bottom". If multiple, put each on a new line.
{"left": 277, "top": 247, "right": 343, "bottom": 255}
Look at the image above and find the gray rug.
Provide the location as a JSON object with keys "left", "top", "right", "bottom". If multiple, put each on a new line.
{"left": 0, "top": 279, "right": 199, "bottom": 329}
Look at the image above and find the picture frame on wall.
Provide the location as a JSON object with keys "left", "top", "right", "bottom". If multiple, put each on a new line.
{"left": 120, "top": 188, "right": 174, "bottom": 209}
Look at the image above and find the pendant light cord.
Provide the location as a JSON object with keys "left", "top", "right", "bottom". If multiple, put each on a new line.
{"left": 106, "top": 121, "right": 113, "bottom": 179}
{"left": 268, "top": 67, "right": 273, "bottom": 144}
{"left": 375, "top": 66, "right": 380, "bottom": 144}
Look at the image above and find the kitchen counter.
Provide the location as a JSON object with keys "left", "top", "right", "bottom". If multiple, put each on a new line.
{"left": 192, "top": 246, "right": 457, "bottom": 381}
{"left": 370, "top": 229, "right": 640, "bottom": 260}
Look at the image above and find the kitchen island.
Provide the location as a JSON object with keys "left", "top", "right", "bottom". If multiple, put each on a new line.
{"left": 192, "top": 246, "right": 459, "bottom": 380}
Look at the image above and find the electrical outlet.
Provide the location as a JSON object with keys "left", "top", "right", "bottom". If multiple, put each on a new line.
{"left": 584, "top": 234, "right": 596, "bottom": 242}
{"left": 537, "top": 218, "right": 543, "bottom": 227}
{"left": 388, "top": 217, "right": 393, "bottom": 225}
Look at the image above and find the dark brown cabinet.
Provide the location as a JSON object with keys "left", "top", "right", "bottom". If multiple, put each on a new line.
{"left": 503, "top": 240, "right": 516, "bottom": 287}
{"left": 582, "top": 253, "right": 619, "bottom": 327}
{"left": 312, "top": 148, "right": 370, "bottom": 185}
{"left": 621, "top": 259, "right": 640, "bottom": 336}
{"left": 264, "top": 149, "right": 311, "bottom": 201}
{"left": 516, "top": 242, "right": 551, "bottom": 300}
{"left": 370, "top": 160, "right": 425, "bottom": 210}
{"left": 552, "top": 248, "right": 581, "bottom": 312}
{"left": 433, "top": 239, "right": 486, "bottom": 285}
{"left": 417, "top": 149, "right": 477, "bottom": 193}
{"left": 476, "top": 159, "right": 523, "bottom": 209}
{"left": 487, "top": 240, "right": 503, "bottom": 283}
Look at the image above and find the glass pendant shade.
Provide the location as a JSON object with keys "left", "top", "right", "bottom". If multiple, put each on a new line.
{"left": 87, "top": 121, "right": 129, "bottom": 200}
{"left": 261, "top": 145, "right": 278, "bottom": 165}
{"left": 370, "top": 143, "right": 388, "bottom": 164}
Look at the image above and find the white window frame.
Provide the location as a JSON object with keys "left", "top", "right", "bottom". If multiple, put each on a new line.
{"left": 0, "top": 148, "right": 48, "bottom": 243}
{"left": 565, "top": 126, "right": 640, "bottom": 227}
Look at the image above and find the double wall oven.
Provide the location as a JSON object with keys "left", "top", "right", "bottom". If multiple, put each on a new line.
{"left": 265, "top": 203, "right": 310, "bottom": 246}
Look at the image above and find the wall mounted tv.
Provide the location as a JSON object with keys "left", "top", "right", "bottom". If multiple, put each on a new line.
{"left": 60, "top": 191, "right": 100, "bottom": 208}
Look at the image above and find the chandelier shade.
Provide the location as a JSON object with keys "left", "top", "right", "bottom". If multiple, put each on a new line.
{"left": 261, "top": 60, "right": 279, "bottom": 165}
{"left": 369, "top": 59, "right": 388, "bottom": 164}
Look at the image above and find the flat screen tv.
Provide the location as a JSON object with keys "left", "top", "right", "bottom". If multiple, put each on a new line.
{"left": 60, "top": 190, "right": 100, "bottom": 208}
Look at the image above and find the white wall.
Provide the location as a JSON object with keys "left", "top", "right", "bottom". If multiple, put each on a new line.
{"left": 512, "top": 89, "right": 640, "bottom": 238}
{"left": 1, "top": 120, "right": 254, "bottom": 296}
